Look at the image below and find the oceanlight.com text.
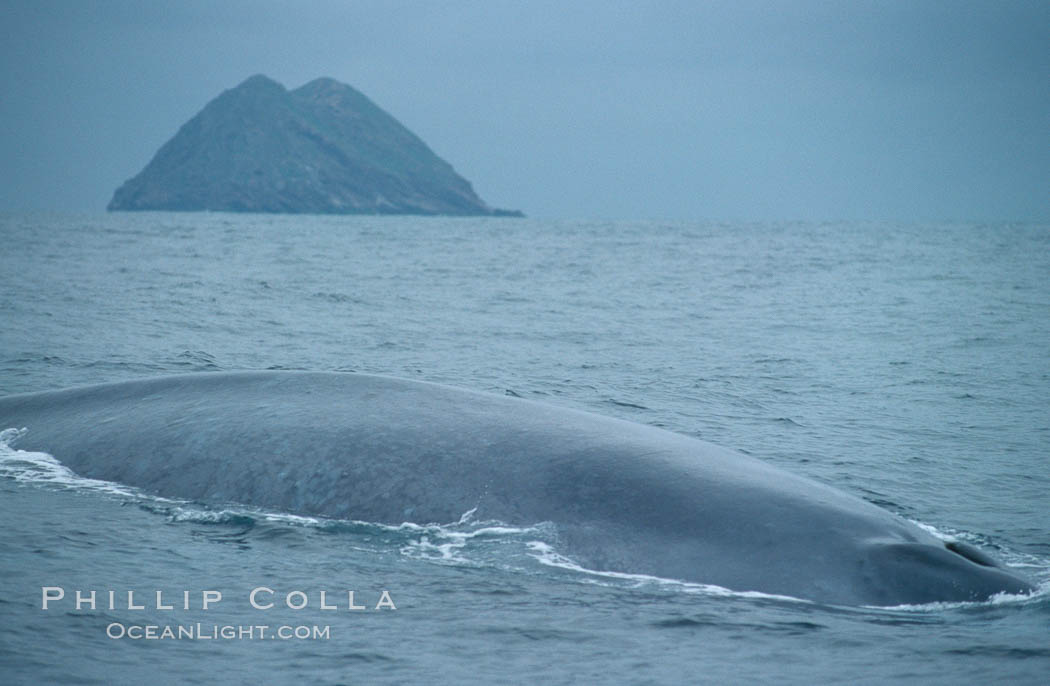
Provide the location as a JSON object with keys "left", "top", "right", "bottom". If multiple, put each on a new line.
{"left": 105, "top": 623, "right": 331, "bottom": 640}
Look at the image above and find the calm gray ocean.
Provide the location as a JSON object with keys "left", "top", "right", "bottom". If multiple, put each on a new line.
{"left": 1, "top": 213, "right": 1047, "bottom": 684}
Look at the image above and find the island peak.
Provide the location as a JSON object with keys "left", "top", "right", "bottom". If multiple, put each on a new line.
{"left": 108, "top": 75, "right": 521, "bottom": 217}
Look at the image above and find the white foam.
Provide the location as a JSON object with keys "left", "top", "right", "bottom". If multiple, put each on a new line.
{"left": 524, "top": 540, "right": 806, "bottom": 602}
{"left": 870, "top": 586, "right": 1046, "bottom": 612}
{"left": 0, "top": 427, "right": 143, "bottom": 499}
{"left": 910, "top": 519, "right": 952, "bottom": 539}
{"left": 398, "top": 512, "right": 549, "bottom": 564}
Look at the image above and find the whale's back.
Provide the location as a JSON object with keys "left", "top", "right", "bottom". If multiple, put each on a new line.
{"left": 0, "top": 371, "right": 1035, "bottom": 605}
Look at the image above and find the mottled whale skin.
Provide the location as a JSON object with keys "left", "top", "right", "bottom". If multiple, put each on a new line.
{"left": 0, "top": 371, "right": 1034, "bottom": 606}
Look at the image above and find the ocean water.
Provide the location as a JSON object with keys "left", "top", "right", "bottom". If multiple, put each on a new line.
{"left": 0, "top": 213, "right": 1047, "bottom": 684}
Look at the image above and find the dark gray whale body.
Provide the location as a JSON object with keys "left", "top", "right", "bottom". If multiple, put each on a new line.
{"left": 0, "top": 371, "right": 1034, "bottom": 606}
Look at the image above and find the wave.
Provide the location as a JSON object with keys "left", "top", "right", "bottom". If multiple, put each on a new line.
{"left": 0, "top": 427, "right": 143, "bottom": 499}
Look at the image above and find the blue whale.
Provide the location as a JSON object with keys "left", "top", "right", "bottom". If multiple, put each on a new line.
{"left": 0, "top": 371, "right": 1035, "bottom": 605}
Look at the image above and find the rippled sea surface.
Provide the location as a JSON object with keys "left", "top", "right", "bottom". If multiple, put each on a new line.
{"left": 1, "top": 213, "right": 1048, "bottom": 684}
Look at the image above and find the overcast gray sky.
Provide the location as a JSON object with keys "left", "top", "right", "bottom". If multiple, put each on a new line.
{"left": 1, "top": 0, "right": 1047, "bottom": 221}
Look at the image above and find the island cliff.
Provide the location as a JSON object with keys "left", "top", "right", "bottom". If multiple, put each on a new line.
{"left": 108, "top": 75, "right": 521, "bottom": 216}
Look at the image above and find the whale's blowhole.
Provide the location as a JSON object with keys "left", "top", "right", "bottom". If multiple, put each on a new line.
{"left": 944, "top": 540, "right": 1000, "bottom": 568}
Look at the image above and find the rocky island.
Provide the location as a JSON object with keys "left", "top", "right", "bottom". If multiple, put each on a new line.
{"left": 108, "top": 75, "right": 521, "bottom": 216}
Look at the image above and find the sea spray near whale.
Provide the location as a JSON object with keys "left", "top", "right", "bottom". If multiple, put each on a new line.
{"left": 0, "top": 371, "right": 1034, "bottom": 606}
